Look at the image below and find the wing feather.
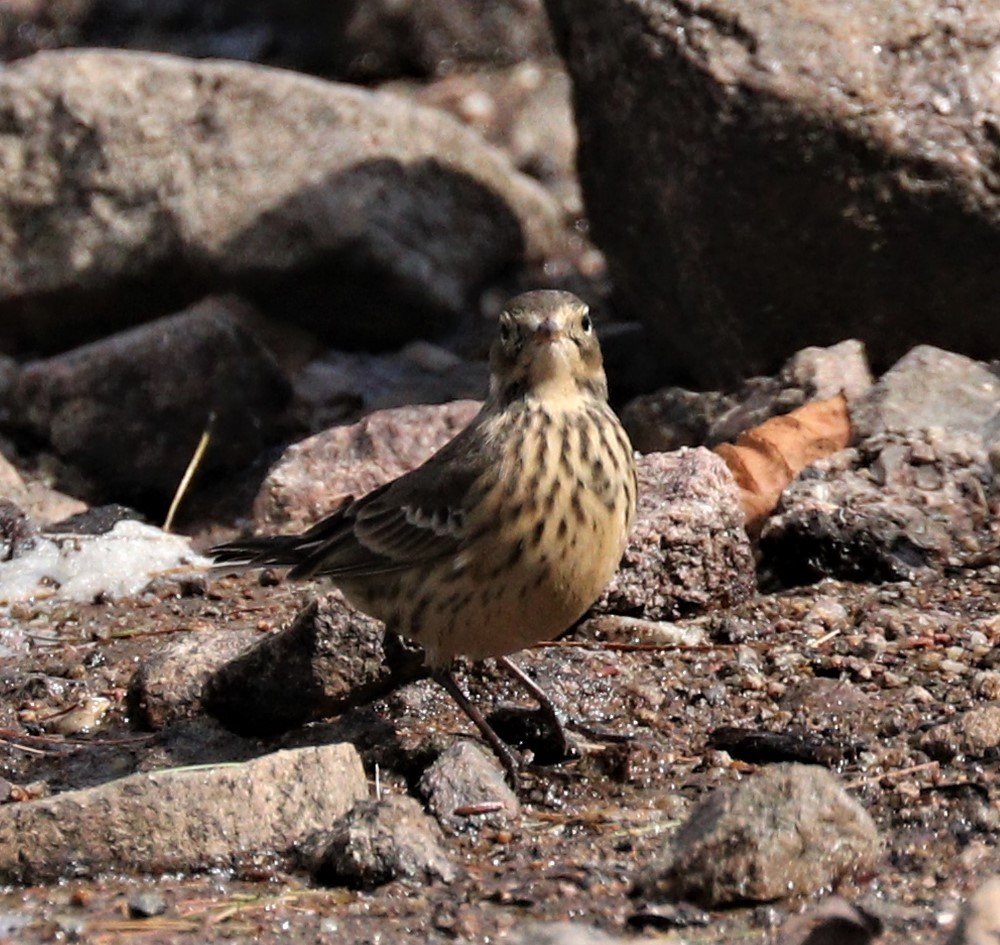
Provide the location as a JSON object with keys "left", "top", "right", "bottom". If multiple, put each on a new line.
{"left": 214, "top": 414, "right": 493, "bottom": 582}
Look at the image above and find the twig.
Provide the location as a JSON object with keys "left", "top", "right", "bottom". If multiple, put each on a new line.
{"left": 163, "top": 412, "right": 215, "bottom": 533}
{"left": 844, "top": 760, "right": 939, "bottom": 790}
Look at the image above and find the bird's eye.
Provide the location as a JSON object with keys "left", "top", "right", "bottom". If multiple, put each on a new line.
{"left": 581, "top": 313, "right": 593, "bottom": 334}
{"left": 499, "top": 321, "right": 512, "bottom": 343}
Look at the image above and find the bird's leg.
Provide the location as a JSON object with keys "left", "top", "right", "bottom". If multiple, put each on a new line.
{"left": 496, "top": 655, "right": 573, "bottom": 760}
{"left": 435, "top": 669, "right": 522, "bottom": 786}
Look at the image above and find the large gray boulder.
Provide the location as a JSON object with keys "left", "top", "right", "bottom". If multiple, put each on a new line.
{"left": 546, "top": 0, "right": 1000, "bottom": 386}
{"left": 0, "top": 49, "right": 564, "bottom": 352}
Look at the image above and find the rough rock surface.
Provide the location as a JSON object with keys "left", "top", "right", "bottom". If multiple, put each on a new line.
{"left": 634, "top": 763, "right": 881, "bottom": 907}
{"left": 251, "top": 401, "right": 482, "bottom": 532}
{"left": 852, "top": 346, "right": 1000, "bottom": 441}
{"left": 0, "top": 744, "right": 367, "bottom": 883}
{"left": 13, "top": 298, "right": 292, "bottom": 505}
{"left": 760, "top": 428, "right": 1000, "bottom": 585}
{"left": 304, "top": 795, "right": 456, "bottom": 888}
{"left": 329, "top": 0, "right": 554, "bottom": 81}
{"left": 127, "top": 629, "right": 263, "bottom": 730}
{"left": 504, "top": 923, "right": 633, "bottom": 945}
{"left": 593, "top": 448, "right": 755, "bottom": 619}
{"left": 776, "top": 897, "right": 883, "bottom": 945}
{"left": 294, "top": 344, "right": 488, "bottom": 431}
{"left": 547, "top": 0, "right": 1000, "bottom": 385}
{"left": 48, "top": 1, "right": 554, "bottom": 82}
{"left": 203, "top": 593, "right": 428, "bottom": 736}
{"left": 0, "top": 49, "right": 564, "bottom": 352}
{"left": 419, "top": 741, "right": 521, "bottom": 835}
{"left": 917, "top": 705, "right": 1000, "bottom": 762}
{"left": 0, "top": 454, "right": 87, "bottom": 527}
{"left": 760, "top": 345, "right": 1000, "bottom": 584}
{"left": 386, "top": 62, "right": 579, "bottom": 211}
{"left": 947, "top": 877, "right": 1000, "bottom": 945}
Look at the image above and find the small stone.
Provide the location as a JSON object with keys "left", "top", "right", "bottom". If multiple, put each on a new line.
{"left": 504, "top": 922, "right": 632, "bottom": 945}
{"left": 127, "top": 630, "right": 262, "bottom": 730}
{"left": 918, "top": 705, "right": 1000, "bottom": 761}
{"left": 419, "top": 741, "right": 520, "bottom": 834}
{"left": 776, "top": 896, "right": 882, "bottom": 945}
{"left": 305, "top": 795, "right": 456, "bottom": 888}
{"left": 946, "top": 876, "right": 1000, "bottom": 945}
{"left": 634, "top": 764, "right": 881, "bottom": 907}
{"left": 973, "top": 672, "right": 1000, "bottom": 701}
{"left": 127, "top": 891, "right": 168, "bottom": 919}
{"left": 853, "top": 346, "right": 1000, "bottom": 441}
{"left": 203, "top": 594, "right": 428, "bottom": 737}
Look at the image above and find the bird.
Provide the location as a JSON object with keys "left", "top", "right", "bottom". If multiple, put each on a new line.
{"left": 211, "top": 289, "right": 638, "bottom": 781}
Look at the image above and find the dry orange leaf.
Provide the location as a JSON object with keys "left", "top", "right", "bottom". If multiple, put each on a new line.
{"left": 714, "top": 393, "right": 851, "bottom": 535}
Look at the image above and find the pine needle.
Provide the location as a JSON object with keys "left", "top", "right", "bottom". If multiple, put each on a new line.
{"left": 163, "top": 413, "right": 215, "bottom": 533}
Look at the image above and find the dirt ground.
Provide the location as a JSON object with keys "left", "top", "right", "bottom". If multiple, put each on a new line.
{"left": 1, "top": 563, "right": 998, "bottom": 944}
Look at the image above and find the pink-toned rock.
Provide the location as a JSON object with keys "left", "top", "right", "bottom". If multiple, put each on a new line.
{"left": 252, "top": 401, "right": 482, "bottom": 532}
{"left": 0, "top": 455, "right": 87, "bottom": 527}
{"left": 593, "top": 448, "right": 755, "bottom": 620}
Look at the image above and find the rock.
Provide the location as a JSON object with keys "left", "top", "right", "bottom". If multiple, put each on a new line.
{"left": 918, "top": 705, "right": 1000, "bottom": 762}
{"left": 504, "top": 923, "right": 632, "bottom": 945}
{"left": 127, "top": 629, "right": 262, "bottom": 730}
{"left": 760, "top": 428, "right": 1000, "bottom": 585}
{"left": 45, "top": 504, "right": 144, "bottom": 535}
{"left": 13, "top": 298, "right": 293, "bottom": 506}
{"left": 330, "top": 0, "right": 554, "bottom": 81}
{"left": 0, "top": 452, "right": 23, "bottom": 498}
{"left": 252, "top": 401, "right": 482, "bottom": 532}
{"left": 293, "top": 345, "right": 488, "bottom": 431}
{"left": 853, "top": 346, "right": 1000, "bottom": 441}
{"left": 947, "top": 877, "right": 1000, "bottom": 945}
{"left": 0, "top": 519, "right": 208, "bottom": 605}
{"left": 776, "top": 897, "right": 882, "bottom": 945}
{"left": 0, "top": 50, "right": 564, "bottom": 353}
{"left": 634, "top": 763, "right": 881, "bottom": 907}
{"left": 0, "top": 499, "right": 38, "bottom": 562}
{"left": 127, "top": 890, "right": 168, "bottom": 919}
{"left": 546, "top": 0, "right": 1000, "bottom": 386}
{"left": 304, "top": 795, "right": 456, "bottom": 888}
{"left": 7, "top": 483, "right": 88, "bottom": 528}
{"left": 622, "top": 340, "right": 871, "bottom": 454}
{"left": 66, "top": 1, "right": 553, "bottom": 82}
{"left": 0, "top": 744, "right": 367, "bottom": 883}
{"left": 780, "top": 340, "right": 874, "bottom": 410}
{"left": 592, "top": 449, "right": 755, "bottom": 620}
{"left": 386, "top": 62, "right": 579, "bottom": 210}
{"left": 419, "top": 741, "right": 520, "bottom": 834}
{"left": 0, "top": 455, "right": 88, "bottom": 527}
{"left": 203, "top": 594, "right": 428, "bottom": 736}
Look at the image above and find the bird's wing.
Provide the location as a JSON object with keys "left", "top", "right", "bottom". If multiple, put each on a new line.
{"left": 285, "top": 426, "right": 489, "bottom": 580}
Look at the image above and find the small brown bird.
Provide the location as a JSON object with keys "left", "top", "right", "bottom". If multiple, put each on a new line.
{"left": 212, "top": 290, "right": 637, "bottom": 779}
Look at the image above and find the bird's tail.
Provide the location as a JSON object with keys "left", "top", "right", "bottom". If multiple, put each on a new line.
{"left": 210, "top": 496, "right": 355, "bottom": 576}
{"left": 210, "top": 533, "right": 314, "bottom": 570}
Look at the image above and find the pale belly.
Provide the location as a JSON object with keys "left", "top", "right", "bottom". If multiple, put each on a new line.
{"left": 342, "top": 483, "right": 630, "bottom": 667}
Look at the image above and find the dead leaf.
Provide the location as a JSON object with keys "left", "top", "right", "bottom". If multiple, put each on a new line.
{"left": 714, "top": 394, "right": 851, "bottom": 535}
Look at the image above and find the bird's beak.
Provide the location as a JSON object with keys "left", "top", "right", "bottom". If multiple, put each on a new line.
{"left": 534, "top": 318, "right": 563, "bottom": 343}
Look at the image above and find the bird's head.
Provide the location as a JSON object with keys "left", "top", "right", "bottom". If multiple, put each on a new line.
{"left": 489, "top": 290, "right": 608, "bottom": 406}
